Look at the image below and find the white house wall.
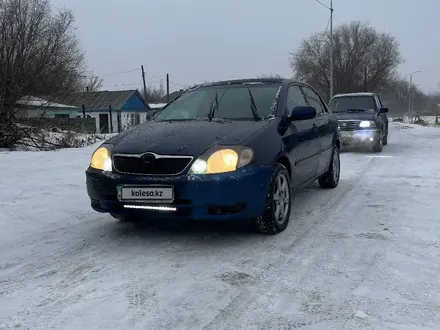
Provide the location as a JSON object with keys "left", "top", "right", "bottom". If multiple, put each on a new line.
{"left": 91, "top": 111, "right": 153, "bottom": 134}
{"left": 23, "top": 108, "right": 79, "bottom": 118}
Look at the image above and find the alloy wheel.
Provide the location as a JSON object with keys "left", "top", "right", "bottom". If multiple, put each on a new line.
{"left": 273, "top": 173, "right": 290, "bottom": 224}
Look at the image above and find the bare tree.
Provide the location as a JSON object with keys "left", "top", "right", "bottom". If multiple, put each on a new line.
{"left": 427, "top": 92, "right": 440, "bottom": 124}
{"left": 85, "top": 75, "right": 104, "bottom": 92}
{"left": 379, "top": 77, "right": 428, "bottom": 116}
{"left": 0, "top": 0, "right": 85, "bottom": 148}
{"left": 290, "top": 21, "right": 403, "bottom": 101}
{"left": 138, "top": 85, "right": 164, "bottom": 103}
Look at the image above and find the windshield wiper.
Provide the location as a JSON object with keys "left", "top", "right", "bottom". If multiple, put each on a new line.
{"left": 247, "top": 88, "right": 261, "bottom": 121}
{"left": 208, "top": 91, "right": 219, "bottom": 121}
{"left": 345, "top": 108, "right": 367, "bottom": 112}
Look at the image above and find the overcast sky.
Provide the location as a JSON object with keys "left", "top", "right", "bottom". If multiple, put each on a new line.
{"left": 52, "top": 0, "right": 440, "bottom": 94}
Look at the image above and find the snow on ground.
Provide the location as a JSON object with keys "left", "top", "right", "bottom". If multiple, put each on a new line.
{"left": 1, "top": 122, "right": 440, "bottom": 329}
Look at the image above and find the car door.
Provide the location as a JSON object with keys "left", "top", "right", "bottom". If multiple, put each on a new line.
{"left": 282, "top": 84, "right": 320, "bottom": 187}
{"left": 375, "top": 94, "right": 388, "bottom": 133}
{"left": 302, "top": 86, "right": 334, "bottom": 175}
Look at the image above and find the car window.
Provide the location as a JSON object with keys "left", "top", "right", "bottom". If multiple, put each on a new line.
{"left": 375, "top": 95, "right": 383, "bottom": 108}
{"left": 329, "top": 96, "right": 376, "bottom": 112}
{"left": 286, "top": 85, "right": 307, "bottom": 116}
{"left": 302, "top": 86, "right": 325, "bottom": 114}
{"left": 152, "top": 84, "right": 281, "bottom": 121}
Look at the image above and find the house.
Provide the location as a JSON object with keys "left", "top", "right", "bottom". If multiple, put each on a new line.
{"left": 54, "top": 90, "right": 151, "bottom": 133}
{"left": 16, "top": 96, "right": 80, "bottom": 118}
{"left": 145, "top": 103, "right": 167, "bottom": 120}
{"left": 157, "top": 90, "right": 184, "bottom": 103}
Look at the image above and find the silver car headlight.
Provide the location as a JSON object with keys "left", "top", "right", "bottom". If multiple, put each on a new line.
{"left": 359, "top": 121, "right": 375, "bottom": 128}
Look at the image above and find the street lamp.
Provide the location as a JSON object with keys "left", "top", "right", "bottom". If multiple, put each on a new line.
{"left": 408, "top": 70, "right": 422, "bottom": 123}
{"left": 315, "top": 0, "right": 334, "bottom": 101}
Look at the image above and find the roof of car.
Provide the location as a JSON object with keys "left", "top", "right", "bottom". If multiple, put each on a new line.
{"left": 332, "top": 92, "right": 376, "bottom": 99}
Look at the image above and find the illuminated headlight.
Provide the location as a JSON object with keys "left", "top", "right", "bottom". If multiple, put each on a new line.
{"left": 90, "top": 144, "right": 112, "bottom": 171}
{"left": 189, "top": 147, "right": 254, "bottom": 174}
{"left": 359, "top": 121, "right": 375, "bottom": 128}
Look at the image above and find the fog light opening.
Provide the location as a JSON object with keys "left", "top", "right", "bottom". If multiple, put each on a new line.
{"left": 123, "top": 205, "right": 177, "bottom": 211}
{"left": 369, "top": 137, "right": 374, "bottom": 141}
{"left": 208, "top": 203, "right": 245, "bottom": 215}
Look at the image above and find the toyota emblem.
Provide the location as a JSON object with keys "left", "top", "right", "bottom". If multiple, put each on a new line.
{"left": 141, "top": 153, "right": 155, "bottom": 164}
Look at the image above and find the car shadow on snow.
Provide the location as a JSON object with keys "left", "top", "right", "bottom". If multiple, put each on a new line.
{"left": 97, "top": 186, "right": 324, "bottom": 245}
{"left": 107, "top": 216, "right": 261, "bottom": 243}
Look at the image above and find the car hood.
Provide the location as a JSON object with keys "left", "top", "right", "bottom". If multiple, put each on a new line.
{"left": 107, "top": 119, "right": 270, "bottom": 156}
{"left": 334, "top": 111, "right": 375, "bottom": 121}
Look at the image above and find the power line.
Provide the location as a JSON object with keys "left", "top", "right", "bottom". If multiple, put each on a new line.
{"left": 324, "top": 16, "right": 331, "bottom": 34}
{"left": 100, "top": 68, "right": 140, "bottom": 78}
{"left": 314, "top": 0, "right": 331, "bottom": 10}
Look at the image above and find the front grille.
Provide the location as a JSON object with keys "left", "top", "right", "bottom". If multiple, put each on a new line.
{"left": 338, "top": 120, "right": 360, "bottom": 131}
{"left": 113, "top": 154, "right": 193, "bottom": 175}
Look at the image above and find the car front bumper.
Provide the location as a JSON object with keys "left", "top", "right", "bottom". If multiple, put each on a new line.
{"left": 339, "top": 129, "right": 379, "bottom": 146}
{"left": 86, "top": 165, "right": 273, "bottom": 221}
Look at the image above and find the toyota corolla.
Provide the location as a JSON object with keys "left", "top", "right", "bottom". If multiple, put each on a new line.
{"left": 86, "top": 78, "right": 341, "bottom": 234}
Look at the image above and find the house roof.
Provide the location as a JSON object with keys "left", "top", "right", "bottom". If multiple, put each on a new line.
{"left": 17, "top": 96, "right": 78, "bottom": 108}
{"left": 54, "top": 90, "right": 148, "bottom": 110}
{"left": 157, "top": 90, "right": 183, "bottom": 103}
{"left": 148, "top": 103, "right": 167, "bottom": 109}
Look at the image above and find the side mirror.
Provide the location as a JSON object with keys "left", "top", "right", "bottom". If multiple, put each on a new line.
{"left": 379, "top": 107, "right": 389, "bottom": 113}
{"left": 289, "top": 106, "right": 317, "bottom": 121}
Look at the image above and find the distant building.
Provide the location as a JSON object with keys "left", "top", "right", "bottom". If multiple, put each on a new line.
{"left": 54, "top": 90, "right": 151, "bottom": 133}
{"left": 16, "top": 96, "right": 80, "bottom": 118}
{"left": 157, "top": 90, "right": 184, "bottom": 103}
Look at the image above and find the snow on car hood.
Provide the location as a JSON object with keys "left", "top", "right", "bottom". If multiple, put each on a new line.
{"left": 107, "top": 119, "right": 270, "bottom": 156}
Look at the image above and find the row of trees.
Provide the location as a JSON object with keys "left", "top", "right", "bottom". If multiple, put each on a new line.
{"left": 289, "top": 21, "right": 438, "bottom": 115}
{"left": 0, "top": 0, "right": 105, "bottom": 147}
{"left": 1, "top": 0, "right": 438, "bottom": 149}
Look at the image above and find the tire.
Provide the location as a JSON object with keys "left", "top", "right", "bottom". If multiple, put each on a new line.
{"left": 110, "top": 213, "right": 140, "bottom": 222}
{"left": 318, "top": 147, "right": 340, "bottom": 189}
{"left": 254, "top": 163, "right": 292, "bottom": 235}
{"left": 372, "top": 130, "right": 383, "bottom": 152}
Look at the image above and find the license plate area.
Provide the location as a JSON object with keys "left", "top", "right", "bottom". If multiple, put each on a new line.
{"left": 117, "top": 185, "right": 174, "bottom": 203}
{"left": 340, "top": 131, "right": 354, "bottom": 138}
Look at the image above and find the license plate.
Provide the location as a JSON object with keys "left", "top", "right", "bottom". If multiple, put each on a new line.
{"left": 117, "top": 185, "right": 174, "bottom": 203}
{"left": 340, "top": 131, "right": 354, "bottom": 138}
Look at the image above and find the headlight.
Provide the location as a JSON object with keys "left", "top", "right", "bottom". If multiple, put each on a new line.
{"left": 90, "top": 145, "right": 112, "bottom": 171}
{"left": 189, "top": 146, "right": 254, "bottom": 174}
{"left": 359, "top": 121, "right": 375, "bottom": 128}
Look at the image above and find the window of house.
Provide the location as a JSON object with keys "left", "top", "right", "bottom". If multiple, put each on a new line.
{"left": 54, "top": 114, "right": 69, "bottom": 120}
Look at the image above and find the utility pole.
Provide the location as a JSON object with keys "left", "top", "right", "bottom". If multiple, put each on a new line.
{"left": 314, "top": 0, "right": 334, "bottom": 101}
{"left": 329, "top": 0, "right": 334, "bottom": 101}
{"left": 141, "top": 65, "right": 147, "bottom": 100}
{"left": 166, "top": 74, "right": 170, "bottom": 103}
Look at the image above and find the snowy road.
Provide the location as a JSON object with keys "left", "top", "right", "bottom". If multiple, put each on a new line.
{"left": 1, "top": 122, "right": 440, "bottom": 329}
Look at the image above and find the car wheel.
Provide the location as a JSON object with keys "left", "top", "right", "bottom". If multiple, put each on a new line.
{"left": 110, "top": 213, "right": 140, "bottom": 222}
{"left": 372, "top": 130, "right": 383, "bottom": 152}
{"left": 318, "top": 147, "right": 340, "bottom": 189}
{"left": 254, "top": 163, "right": 292, "bottom": 235}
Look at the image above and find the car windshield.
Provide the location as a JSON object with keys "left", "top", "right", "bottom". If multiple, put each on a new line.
{"left": 152, "top": 83, "right": 281, "bottom": 121}
{"left": 329, "top": 96, "right": 376, "bottom": 112}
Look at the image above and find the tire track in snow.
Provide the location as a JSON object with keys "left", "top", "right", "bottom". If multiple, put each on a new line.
{"left": 203, "top": 157, "right": 375, "bottom": 329}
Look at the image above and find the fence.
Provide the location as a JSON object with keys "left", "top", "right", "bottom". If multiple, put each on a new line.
{"left": 20, "top": 117, "right": 96, "bottom": 133}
